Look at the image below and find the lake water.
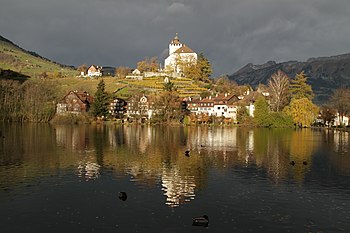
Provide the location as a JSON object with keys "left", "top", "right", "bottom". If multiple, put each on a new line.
{"left": 0, "top": 124, "right": 350, "bottom": 233}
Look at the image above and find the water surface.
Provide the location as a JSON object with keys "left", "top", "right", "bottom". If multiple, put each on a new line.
{"left": 1, "top": 124, "right": 350, "bottom": 232}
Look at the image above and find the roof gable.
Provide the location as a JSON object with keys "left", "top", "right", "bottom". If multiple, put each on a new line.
{"left": 174, "top": 45, "right": 195, "bottom": 54}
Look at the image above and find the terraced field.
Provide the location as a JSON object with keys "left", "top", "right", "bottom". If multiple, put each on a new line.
{"left": 116, "top": 76, "right": 207, "bottom": 97}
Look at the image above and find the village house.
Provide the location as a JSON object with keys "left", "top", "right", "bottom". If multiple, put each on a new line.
{"left": 186, "top": 93, "right": 240, "bottom": 121}
{"left": 185, "top": 91, "right": 269, "bottom": 122}
{"left": 87, "top": 65, "right": 102, "bottom": 77}
{"left": 126, "top": 95, "right": 153, "bottom": 122}
{"left": 125, "top": 69, "right": 143, "bottom": 80}
{"left": 56, "top": 90, "right": 94, "bottom": 114}
{"left": 109, "top": 98, "right": 127, "bottom": 118}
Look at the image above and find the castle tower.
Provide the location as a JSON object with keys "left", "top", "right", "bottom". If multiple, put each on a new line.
{"left": 169, "top": 33, "right": 183, "bottom": 55}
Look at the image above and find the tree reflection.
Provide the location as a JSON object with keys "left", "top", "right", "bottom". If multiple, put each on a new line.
{"left": 2, "top": 124, "right": 350, "bottom": 207}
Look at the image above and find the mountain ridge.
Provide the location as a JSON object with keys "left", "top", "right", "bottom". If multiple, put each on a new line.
{"left": 229, "top": 53, "right": 350, "bottom": 104}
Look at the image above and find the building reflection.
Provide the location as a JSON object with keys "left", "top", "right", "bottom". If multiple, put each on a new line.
{"left": 161, "top": 166, "right": 196, "bottom": 207}
{"left": 55, "top": 125, "right": 92, "bottom": 152}
{"left": 323, "top": 130, "right": 350, "bottom": 175}
{"left": 77, "top": 160, "right": 101, "bottom": 180}
{"left": 55, "top": 125, "right": 100, "bottom": 181}
{"left": 52, "top": 125, "right": 350, "bottom": 205}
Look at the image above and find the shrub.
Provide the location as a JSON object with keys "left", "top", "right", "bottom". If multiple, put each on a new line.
{"left": 269, "top": 112, "right": 294, "bottom": 128}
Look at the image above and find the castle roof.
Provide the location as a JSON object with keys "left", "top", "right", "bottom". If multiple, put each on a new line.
{"left": 170, "top": 33, "right": 181, "bottom": 45}
{"left": 174, "top": 45, "right": 195, "bottom": 54}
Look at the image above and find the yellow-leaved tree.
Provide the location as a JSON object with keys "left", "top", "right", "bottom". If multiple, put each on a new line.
{"left": 284, "top": 71, "right": 319, "bottom": 127}
{"left": 284, "top": 97, "right": 319, "bottom": 127}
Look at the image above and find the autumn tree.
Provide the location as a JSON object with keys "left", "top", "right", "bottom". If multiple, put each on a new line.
{"left": 319, "top": 105, "right": 337, "bottom": 126}
{"left": 115, "top": 66, "right": 131, "bottom": 79}
{"left": 213, "top": 75, "right": 239, "bottom": 94}
{"left": 137, "top": 57, "right": 159, "bottom": 73}
{"left": 268, "top": 70, "right": 290, "bottom": 112}
{"left": 77, "top": 64, "right": 88, "bottom": 73}
{"left": 92, "top": 79, "right": 110, "bottom": 118}
{"left": 289, "top": 71, "right": 314, "bottom": 100}
{"left": 177, "top": 53, "right": 212, "bottom": 82}
{"left": 284, "top": 98, "right": 319, "bottom": 127}
{"left": 329, "top": 87, "right": 350, "bottom": 123}
{"left": 284, "top": 71, "right": 318, "bottom": 127}
{"left": 151, "top": 90, "right": 182, "bottom": 123}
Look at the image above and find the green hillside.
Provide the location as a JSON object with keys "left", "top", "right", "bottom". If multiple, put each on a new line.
{"left": 0, "top": 35, "right": 77, "bottom": 78}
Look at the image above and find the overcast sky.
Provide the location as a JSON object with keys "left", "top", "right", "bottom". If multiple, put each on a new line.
{"left": 1, "top": 0, "right": 350, "bottom": 76}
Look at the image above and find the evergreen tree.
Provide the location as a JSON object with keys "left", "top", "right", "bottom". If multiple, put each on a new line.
{"left": 289, "top": 71, "right": 314, "bottom": 100}
{"left": 92, "top": 79, "right": 110, "bottom": 117}
{"left": 197, "top": 53, "right": 213, "bottom": 82}
{"left": 237, "top": 105, "right": 250, "bottom": 124}
{"left": 253, "top": 96, "right": 271, "bottom": 127}
{"left": 163, "top": 80, "right": 175, "bottom": 91}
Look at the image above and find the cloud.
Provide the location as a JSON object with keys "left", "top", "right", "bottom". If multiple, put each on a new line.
{"left": 1, "top": 0, "right": 350, "bottom": 76}
{"left": 167, "top": 2, "right": 191, "bottom": 14}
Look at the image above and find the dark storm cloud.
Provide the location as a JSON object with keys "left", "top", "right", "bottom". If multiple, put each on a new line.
{"left": 1, "top": 0, "right": 350, "bottom": 76}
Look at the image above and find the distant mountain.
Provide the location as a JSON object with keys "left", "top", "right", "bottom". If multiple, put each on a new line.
{"left": 229, "top": 53, "right": 350, "bottom": 104}
{"left": 0, "top": 35, "right": 76, "bottom": 78}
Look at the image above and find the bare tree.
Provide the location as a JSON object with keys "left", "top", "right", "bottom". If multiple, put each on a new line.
{"left": 268, "top": 70, "right": 290, "bottom": 112}
{"left": 137, "top": 57, "right": 159, "bottom": 73}
{"left": 330, "top": 87, "right": 350, "bottom": 123}
{"left": 115, "top": 66, "right": 131, "bottom": 79}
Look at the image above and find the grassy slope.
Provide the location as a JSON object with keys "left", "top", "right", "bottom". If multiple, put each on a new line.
{"left": 0, "top": 39, "right": 77, "bottom": 78}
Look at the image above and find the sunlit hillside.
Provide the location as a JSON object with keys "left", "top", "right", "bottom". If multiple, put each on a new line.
{"left": 0, "top": 35, "right": 77, "bottom": 78}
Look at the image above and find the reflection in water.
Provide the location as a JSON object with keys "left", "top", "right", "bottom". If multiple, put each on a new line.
{"left": 161, "top": 165, "right": 196, "bottom": 207}
{"left": 2, "top": 124, "right": 350, "bottom": 233}
{"left": 77, "top": 160, "right": 101, "bottom": 181}
{"left": 1, "top": 124, "right": 350, "bottom": 208}
{"left": 333, "top": 130, "right": 349, "bottom": 154}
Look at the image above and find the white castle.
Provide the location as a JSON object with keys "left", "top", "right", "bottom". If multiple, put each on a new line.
{"left": 164, "top": 33, "right": 197, "bottom": 73}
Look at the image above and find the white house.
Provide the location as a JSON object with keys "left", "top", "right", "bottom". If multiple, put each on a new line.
{"left": 126, "top": 69, "right": 143, "bottom": 80}
{"left": 164, "top": 33, "right": 197, "bottom": 73}
{"left": 87, "top": 65, "right": 102, "bottom": 77}
{"left": 186, "top": 93, "right": 240, "bottom": 120}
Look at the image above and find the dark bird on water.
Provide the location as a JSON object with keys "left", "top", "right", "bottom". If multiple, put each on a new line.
{"left": 118, "top": 192, "right": 127, "bottom": 201}
{"left": 192, "top": 215, "right": 209, "bottom": 227}
{"left": 303, "top": 161, "right": 308, "bottom": 165}
{"left": 185, "top": 150, "right": 190, "bottom": 157}
{"left": 290, "top": 161, "right": 295, "bottom": 166}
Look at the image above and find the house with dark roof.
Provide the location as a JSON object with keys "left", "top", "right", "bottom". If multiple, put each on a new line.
{"left": 56, "top": 91, "right": 94, "bottom": 114}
